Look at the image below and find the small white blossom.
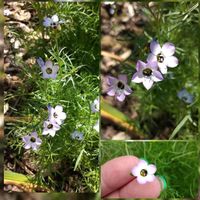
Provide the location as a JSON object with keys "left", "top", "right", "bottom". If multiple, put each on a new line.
{"left": 131, "top": 159, "right": 157, "bottom": 184}
{"left": 71, "top": 131, "right": 84, "bottom": 140}
{"left": 43, "top": 14, "right": 63, "bottom": 28}
{"left": 42, "top": 120, "right": 60, "bottom": 137}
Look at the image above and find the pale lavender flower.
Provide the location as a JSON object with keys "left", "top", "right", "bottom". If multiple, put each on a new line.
{"left": 131, "top": 159, "right": 157, "bottom": 184}
{"left": 93, "top": 119, "right": 99, "bottom": 132}
{"left": 37, "top": 57, "right": 59, "bottom": 79}
{"left": 132, "top": 60, "right": 163, "bottom": 90}
{"left": 22, "top": 132, "right": 42, "bottom": 151}
{"left": 107, "top": 75, "right": 132, "bottom": 102}
{"left": 43, "top": 14, "right": 63, "bottom": 28}
{"left": 42, "top": 120, "right": 60, "bottom": 137}
{"left": 91, "top": 97, "right": 99, "bottom": 113}
{"left": 147, "top": 40, "right": 178, "bottom": 74}
{"left": 177, "top": 88, "right": 194, "bottom": 104}
{"left": 71, "top": 131, "right": 84, "bottom": 140}
{"left": 48, "top": 105, "right": 67, "bottom": 125}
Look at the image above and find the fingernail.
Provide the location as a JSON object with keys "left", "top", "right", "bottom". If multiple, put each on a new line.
{"left": 158, "top": 176, "right": 167, "bottom": 190}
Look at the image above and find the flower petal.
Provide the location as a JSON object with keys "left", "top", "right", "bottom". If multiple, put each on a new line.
{"left": 118, "top": 75, "right": 127, "bottom": 84}
{"left": 124, "top": 86, "right": 132, "bottom": 95}
{"left": 147, "top": 164, "right": 157, "bottom": 174}
{"left": 152, "top": 71, "right": 163, "bottom": 82}
{"left": 31, "top": 131, "right": 38, "bottom": 138}
{"left": 146, "top": 174, "right": 155, "bottom": 182}
{"left": 116, "top": 93, "right": 126, "bottom": 102}
{"left": 162, "top": 42, "right": 175, "bottom": 57}
{"left": 52, "top": 14, "right": 59, "bottom": 22}
{"left": 45, "top": 61, "right": 53, "bottom": 68}
{"left": 136, "top": 60, "right": 146, "bottom": 71}
{"left": 143, "top": 78, "right": 154, "bottom": 90}
{"left": 158, "top": 62, "right": 168, "bottom": 74}
{"left": 165, "top": 56, "right": 178, "bottom": 68}
{"left": 132, "top": 72, "right": 143, "bottom": 83}
{"left": 24, "top": 142, "right": 31, "bottom": 149}
{"left": 55, "top": 105, "right": 63, "bottom": 113}
{"left": 107, "top": 76, "right": 118, "bottom": 85}
{"left": 36, "top": 138, "right": 42, "bottom": 145}
{"left": 131, "top": 166, "right": 141, "bottom": 177}
{"left": 107, "top": 86, "right": 117, "bottom": 96}
{"left": 150, "top": 40, "right": 161, "bottom": 55}
{"left": 43, "top": 17, "right": 52, "bottom": 27}
{"left": 59, "top": 112, "right": 67, "bottom": 120}
{"left": 37, "top": 57, "right": 45, "bottom": 68}
{"left": 137, "top": 176, "right": 147, "bottom": 184}
{"left": 147, "top": 53, "right": 157, "bottom": 63}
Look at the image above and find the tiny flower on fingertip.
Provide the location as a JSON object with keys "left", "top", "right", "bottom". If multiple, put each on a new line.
{"left": 177, "top": 88, "right": 194, "bottom": 104}
{"left": 131, "top": 159, "right": 157, "bottom": 184}
{"left": 71, "top": 131, "right": 84, "bottom": 140}
{"left": 91, "top": 97, "right": 100, "bottom": 113}
{"left": 132, "top": 60, "right": 163, "bottom": 90}
{"left": 22, "top": 132, "right": 42, "bottom": 151}
{"left": 48, "top": 105, "right": 67, "bottom": 125}
{"left": 107, "top": 74, "right": 132, "bottom": 102}
{"left": 147, "top": 40, "right": 178, "bottom": 74}
{"left": 37, "top": 57, "right": 59, "bottom": 79}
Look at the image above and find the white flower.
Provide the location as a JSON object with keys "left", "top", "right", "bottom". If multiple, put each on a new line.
{"left": 147, "top": 40, "right": 179, "bottom": 74}
{"left": 131, "top": 159, "right": 157, "bottom": 184}
{"left": 107, "top": 74, "right": 132, "bottom": 102}
{"left": 42, "top": 120, "right": 60, "bottom": 137}
{"left": 132, "top": 60, "right": 163, "bottom": 90}
{"left": 91, "top": 97, "right": 99, "bottom": 113}
{"left": 48, "top": 105, "right": 67, "bottom": 125}
{"left": 71, "top": 131, "right": 84, "bottom": 140}
{"left": 22, "top": 132, "right": 42, "bottom": 151}
{"left": 93, "top": 119, "right": 99, "bottom": 132}
{"left": 43, "top": 14, "right": 63, "bottom": 28}
{"left": 37, "top": 57, "right": 59, "bottom": 79}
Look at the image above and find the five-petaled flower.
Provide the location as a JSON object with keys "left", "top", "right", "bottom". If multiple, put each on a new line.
{"left": 131, "top": 159, "right": 157, "bottom": 184}
{"left": 91, "top": 97, "right": 100, "bottom": 113}
{"left": 42, "top": 120, "right": 60, "bottom": 137}
{"left": 48, "top": 105, "right": 67, "bottom": 125}
{"left": 22, "top": 132, "right": 42, "bottom": 151}
{"left": 107, "top": 75, "right": 132, "bottom": 102}
{"left": 43, "top": 14, "right": 63, "bottom": 28}
{"left": 132, "top": 60, "right": 163, "bottom": 90}
{"left": 71, "top": 131, "right": 84, "bottom": 140}
{"left": 37, "top": 57, "right": 59, "bottom": 79}
{"left": 147, "top": 40, "right": 178, "bottom": 74}
{"left": 177, "top": 88, "right": 194, "bottom": 104}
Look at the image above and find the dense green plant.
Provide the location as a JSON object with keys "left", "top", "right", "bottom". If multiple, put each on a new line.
{"left": 5, "top": 2, "right": 100, "bottom": 192}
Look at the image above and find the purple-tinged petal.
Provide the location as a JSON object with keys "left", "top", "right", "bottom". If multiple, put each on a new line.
{"left": 150, "top": 40, "right": 161, "bottom": 55}
{"left": 165, "top": 56, "right": 178, "bottom": 68}
{"left": 45, "top": 61, "right": 53, "bottom": 68}
{"left": 107, "top": 86, "right": 116, "bottom": 96}
{"left": 118, "top": 74, "right": 127, "bottom": 84}
{"left": 152, "top": 71, "right": 163, "bottom": 82}
{"left": 107, "top": 76, "right": 118, "bottom": 85}
{"left": 31, "top": 131, "right": 38, "bottom": 138}
{"left": 131, "top": 166, "right": 140, "bottom": 177}
{"left": 158, "top": 62, "right": 168, "bottom": 74}
{"left": 143, "top": 78, "right": 154, "bottom": 90}
{"left": 22, "top": 135, "right": 30, "bottom": 143}
{"left": 162, "top": 42, "right": 175, "bottom": 57}
{"left": 36, "top": 138, "right": 42, "bottom": 145}
{"left": 124, "top": 86, "right": 132, "bottom": 95}
{"left": 116, "top": 93, "right": 126, "bottom": 102}
{"left": 147, "top": 53, "right": 157, "bottom": 63}
{"left": 36, "top": 57, "right": 45, "bottom": 68}
{"left": 132, "top": 72, "right": 143, "bottom": 83}
{"left": 24, "top": 142, "right": 31, "bottom": 149}
{"left": 148, "top": 61, "right": 158, "bottom": 70}
{"left": 43, "top": 17, "right": 52, "bottom": 27}
{"left": 32, "top": 143, "right": 39, "bottom": 151}
{"left": 136, "top": 60, "right": 146, "bottom": 71}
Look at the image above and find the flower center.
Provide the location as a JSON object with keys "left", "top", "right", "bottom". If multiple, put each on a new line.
{"left": 47, "top": 124, "right": 53, "bottom": 129}
{"left": 157, "top": 53, "right": 164, "bottom": 63}
{"left": 142, "top": 68, "right": 152, "bottom": 76}
{"left": 46, "top": 68, "right": 52, "bottom": 74}
{"left": 53, "top": 112, "right": 58, "bottom": 118}
{"left": 140, "top": 169, "right": 148, "bottom": 177}
{"left": 117, "top": 81, "right": 125, "bottom": 89}
{"left": 30, "top": 137, "right": 36, "bottom": 143}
